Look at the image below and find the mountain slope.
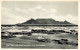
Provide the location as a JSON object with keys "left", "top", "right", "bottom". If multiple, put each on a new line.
{"left": 21, "top": 18, "right": 73, "bottom": 25}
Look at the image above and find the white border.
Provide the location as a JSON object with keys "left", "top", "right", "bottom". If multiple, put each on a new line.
{"left": 0, "top": 0, "right": 79, "bottom": 50}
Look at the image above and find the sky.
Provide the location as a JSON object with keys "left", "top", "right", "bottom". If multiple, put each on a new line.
{"left": 1, "top": 1, "right": 78, "bottom": 24}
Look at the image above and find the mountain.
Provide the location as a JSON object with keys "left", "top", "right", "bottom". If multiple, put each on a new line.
{"left": 22, "top": 19, "right": 38, "bottom": 24}
{"left": 21, "top": 18, "right": 73, "bottom": 25}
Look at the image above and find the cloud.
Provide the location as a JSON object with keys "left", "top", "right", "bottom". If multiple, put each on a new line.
{"left": 66, "top": 14, "right": 78, "bottom": 24}
{"left": 2, "top": 7, "right": 10, "bottom": 11}
{"left": 2, "top": 5, "right": 78, "bottom": 24}
{"left": 28, "top": 8, "right": 36, "bottom": 12}
{"left": 26, "top": 5, "right": 57, "bottom": 18}
{"left": 51, "top": 14, "right": 78, "bottom": 24}
{"left": 2, "top": 7, "right": 27, "bottom": 24}
{"left": 15, "top": 7, "right": 28, "bottom": 13}
{"left": 50, "top": 9, "right": 57, "bottom": 13}
{"left": 35, "top": 5, "right": 43, "bottom": 9}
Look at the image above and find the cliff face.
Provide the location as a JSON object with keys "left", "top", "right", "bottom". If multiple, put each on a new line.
{"left": 21, "top": 18, "right": 73, "bottom": 25}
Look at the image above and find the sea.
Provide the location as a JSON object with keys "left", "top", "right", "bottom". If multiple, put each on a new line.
{"left": 1, "top": 25, "right": 78, "bottom": 33}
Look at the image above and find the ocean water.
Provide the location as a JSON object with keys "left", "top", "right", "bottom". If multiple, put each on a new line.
{"left": 1, "top": 26, "right": 78, "bottom": 49}
{"left": 1, "top": 26, "right": 78, "bottom": 32}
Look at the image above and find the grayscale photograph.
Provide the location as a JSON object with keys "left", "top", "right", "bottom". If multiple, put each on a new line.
{"left": 1, "top": 1, "right": 78, "bottom": 49}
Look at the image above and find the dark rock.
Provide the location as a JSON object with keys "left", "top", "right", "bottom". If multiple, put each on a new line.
{"left": 61, "top": 39, "right": 68, "bottom": 41}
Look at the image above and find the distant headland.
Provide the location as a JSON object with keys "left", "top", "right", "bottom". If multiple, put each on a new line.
{"left": 18, "top": 18, "right": 73, "bottom": 24}
{"left": 15, "top": 18, "right": 77, "bottom": 26}
{"left": 2, "top": 18, "right": 78, "bottom": 26}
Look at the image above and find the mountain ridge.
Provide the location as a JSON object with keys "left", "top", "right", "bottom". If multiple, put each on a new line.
{"left": 19, "top": 18, "right": 74, "bottom": 25}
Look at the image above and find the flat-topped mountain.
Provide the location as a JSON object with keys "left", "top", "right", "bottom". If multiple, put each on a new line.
{"left": 20, "top": 18, "right": 73, "bottom": 25}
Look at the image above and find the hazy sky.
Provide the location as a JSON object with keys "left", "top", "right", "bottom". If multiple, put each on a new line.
{"left": 2, "top": 1, "right": 78, "bottom": 24}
